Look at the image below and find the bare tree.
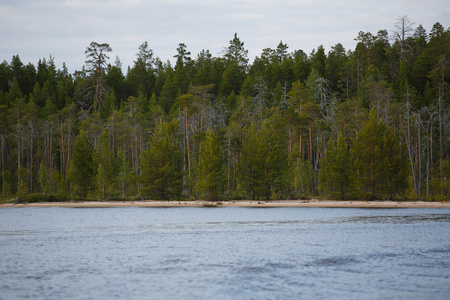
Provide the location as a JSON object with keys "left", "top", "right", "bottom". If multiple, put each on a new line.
{"left": 437, "top": 55, "right": 448, "bottom": 193}
{"left": 252, "top": 77, "right": 271, "bottom": 119}
{"left": 393, "top": 16, "right": 414, "bottom": 61}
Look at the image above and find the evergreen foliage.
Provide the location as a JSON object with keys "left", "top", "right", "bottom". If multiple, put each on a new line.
{"left": 140, "top": 119, "right": 183, "bottom": 200}
{"left": 68, "top": 131, "right": 94, "bottom": 199}
{"left": 319, "top": 132, "right": 355, "bottom": 199}
{"left": 0, "top": 21, "right": 449, "bottom": 202}
{"left": 198, "top": 130, "right": 224, "bottom": 200}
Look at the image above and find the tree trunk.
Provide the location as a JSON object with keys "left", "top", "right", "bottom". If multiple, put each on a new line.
{"left": 60, "top": 115, "right": 65, "bottom": 180}
{"left": 185, "top": 105, "right": 191, "bottom": 179}
{"left": 17, "top": 112, "right": 21, "bottom": 172}
{"left": 49, "top": 125, "right": 53, "bottom": 186}
{"left": 30, "top": 129, "right": 33, "bottom": 193}
{"left": 1, "top": 135, "right": 5, "bottom": 192}
{"left": 288, "top": 121, "right": 292, "bottom": 155}
{"left": 405, "top": 88, "right": 418, "bottom": 196}
{"left": 65, "top": 118, "right": 71, "bottom": 180}
{"left": 418, "top": 119, "right": 422, "bottom": 196}
{"left": 309, "top": 121, "right": 312, "bottom": 165}
{"left": 438, "top": 87, "right": 443, "bottom": 193}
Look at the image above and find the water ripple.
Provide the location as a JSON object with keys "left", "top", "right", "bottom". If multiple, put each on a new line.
{"left": 1, "top": 207, "right": 449, "bottom": 299}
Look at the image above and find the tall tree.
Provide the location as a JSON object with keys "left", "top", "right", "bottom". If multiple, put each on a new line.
{"left": 394, "top": 15, "right": 414, "bottom": 61}
{"left": 127, "top": 42, "right": 156, "bottom": 97}
{"left": 240, "top": 123, "right": 268, "bottom": 200}
{"left": 23, "top": 99, "right": 39, "bottom": 193}
{"left": 140, "top": 119, "right": 183, "bottom": 200}
{"left": 174, "top": 43, "right": 192, "bottom": 66}
{"left": 326, "top": 43, "right": 348, "bottom": 98}
{"left": 0, "top": 105, "right": 10, "bottom": 195}
{"left": 224, "top": 33, "right": 249, "bottom": 68}
{"left": 319, "top": 132, "right": 355, "bottom": 199}
{"left": 94, "top": 131, "right": 116, "bottom": 200}
{"left": 352, "top": 109, "right": 407, "bottom": 199}
{"left": 310, "top": 45, "right": 327, "bottom": 76}
{"left": 176, "top": 93, "right": 196, "bottom": 180}
{"left": 68, "top": 131, "right": 95, "bottom": 198}
{"left": 106, "top": 57, "right": 127, "bottom": 104}
{"left": 198, "top": 130, "right": 224, "bottom": 200}
{"left": 276, "top": 41, "right": 289, "bottom": 62}
{"left": 82, "top": 42, "right": 112, "bottom": 111}
{"left": 173, "top": 43, "right": 192, "bottom": 94}
{"left": 240, "top": 112, "right": 289, "bottom": 200}
{"left": 220, "top": 34, "right": 248, "bottom": 96}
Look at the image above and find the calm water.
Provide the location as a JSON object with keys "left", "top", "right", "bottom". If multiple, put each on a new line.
{"left": 1, "top": 207, "right": 449, "bottom": 299}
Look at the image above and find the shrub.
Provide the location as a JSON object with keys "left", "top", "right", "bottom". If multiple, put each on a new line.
{"left": 18, "top": 193, "right": 66, "bottom": 203}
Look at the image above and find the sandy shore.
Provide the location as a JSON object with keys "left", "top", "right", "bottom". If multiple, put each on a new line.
{"left": 1, "top": 199, "right": 449, "bottom": 208}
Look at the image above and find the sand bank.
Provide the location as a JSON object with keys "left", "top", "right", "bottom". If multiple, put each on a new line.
{"left": 1, "top": 199, "right": 449, "bottom": 208}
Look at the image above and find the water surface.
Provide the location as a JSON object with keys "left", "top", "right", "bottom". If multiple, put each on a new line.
{"left": 1, "top": 207, "right": 449, "bottom": 299}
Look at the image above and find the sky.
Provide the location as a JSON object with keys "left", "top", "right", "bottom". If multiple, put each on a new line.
{"left": 1, "top": 0, "right": 449, "bottom": 73}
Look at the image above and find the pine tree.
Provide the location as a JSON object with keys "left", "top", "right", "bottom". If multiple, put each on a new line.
{"left": 84, "top": 42, "right": 112, "bottom": 112}
{"left": 224, "top": 33, "right": 248, "bottom": 68}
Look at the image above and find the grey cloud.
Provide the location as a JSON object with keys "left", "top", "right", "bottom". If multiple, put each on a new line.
{"left": 1, "top": 0, "right": 448, "bottom": 73}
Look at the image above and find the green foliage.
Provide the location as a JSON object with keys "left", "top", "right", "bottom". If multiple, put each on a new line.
{"left": 319, "top": 133, "right": 356, "bottom": 199}
{"left": 94, "top": 131, "right": 117, "bottom": 200}
{"left": 50, "top": 167, "right": 67, "bottom": 198}
{"left": 239, "top": 112, "right": 289, "bottom": 200}
{"left": 239, "top": 124, "right": 268, "bottom": 200}
{"left": 224, "top": 33, "right": 249, "bottom": 67}
{"left": 1, "top": 25, "right": 449, "bottom": 202}
{"left": 352, "top": 110, "right": 407, "bottom": 199}
{"left": 68, "top": 131, "right": 95, "bottom": 198}
{"left": 140, "top": 119, "right": 183, "bottom": 200}
{"left": 16, "top": 167, "right": 29, "bottom": 201}
{"left": 17, "top": 193, "right": 67, "bottom": 203}
{"left": 38, "top": 161, "right": 49, "bottom": 194}
{"left": 198, "top": 130, "right": 224, "bottom": 200}
{"left": 291, "top": 158, "right": 313, "bottom": 198}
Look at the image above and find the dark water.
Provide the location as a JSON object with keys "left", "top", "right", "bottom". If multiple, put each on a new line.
{"left": 1, "top": 207, "right": 449, "bottom": 299}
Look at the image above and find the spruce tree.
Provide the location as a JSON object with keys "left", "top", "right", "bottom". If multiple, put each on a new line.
{"left": 68, "top": 131, "right": 94, "bottom": 199}
{"left": 94, "top": 131, "right": 116, "bottom": 200}
{"left": 140, "top": 119, "right": 183, "bottom": 200}
{"left": 319, "top": 132, "right": 355, "bottom": 199}
{"left": 352, "top": 109, "right": 406, "bottom": 199}
{"left": 199, "top": 130, "right": 224, "bottom": 200}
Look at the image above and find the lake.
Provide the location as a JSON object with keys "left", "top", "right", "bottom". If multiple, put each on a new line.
{"left": 1, "top": 207, "right": 449, "bottom": 299}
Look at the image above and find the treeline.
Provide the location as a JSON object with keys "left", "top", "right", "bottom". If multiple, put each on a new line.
{"left": 0, "top": 17, "right": 449, "bottom": 202}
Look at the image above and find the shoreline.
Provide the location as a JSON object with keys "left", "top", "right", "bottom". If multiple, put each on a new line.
{"left": 1, "top": 199, "right": 449, "bottom": 208}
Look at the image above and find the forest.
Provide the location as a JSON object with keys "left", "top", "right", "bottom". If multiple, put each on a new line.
{"left": 0, "top": 17, "right": 449, "bottom": 203}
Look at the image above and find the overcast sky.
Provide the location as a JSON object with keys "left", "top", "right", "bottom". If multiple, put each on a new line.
{"left": 1, "top": 0, "right": 448, "bottom": 73}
